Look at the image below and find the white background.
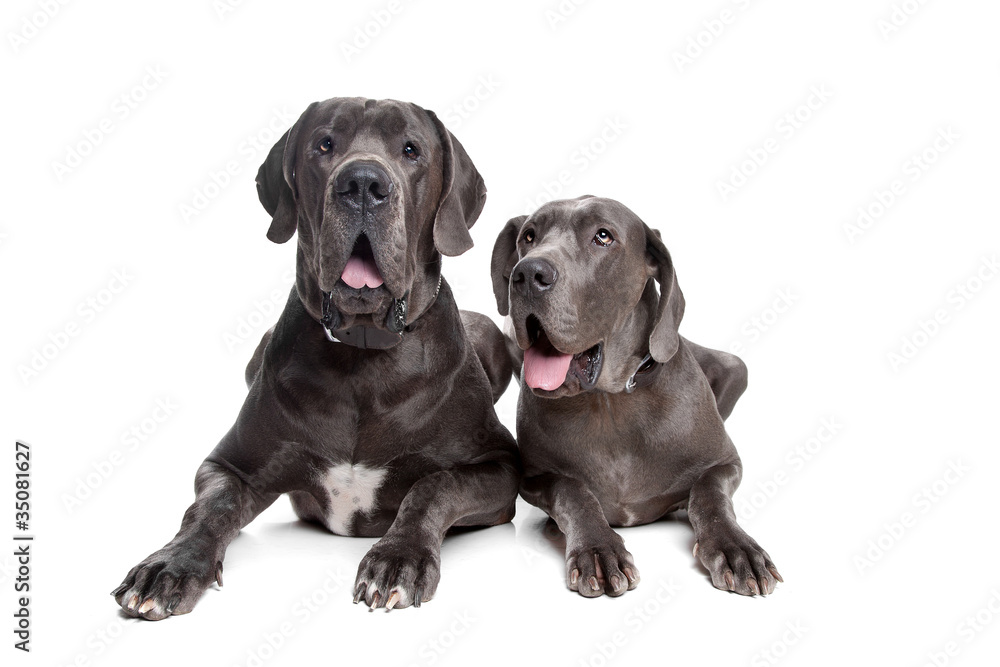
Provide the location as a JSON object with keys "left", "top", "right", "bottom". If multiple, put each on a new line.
{"left": 3, "top": 1, "right": 999, "bottom": 665}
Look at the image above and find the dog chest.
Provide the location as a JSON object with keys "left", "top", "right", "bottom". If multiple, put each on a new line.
{"left": 319, "top": 462, "right": 388, "bottom": 535}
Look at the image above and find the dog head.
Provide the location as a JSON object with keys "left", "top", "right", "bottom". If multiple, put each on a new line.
{"left": 256, "top": 97, "right": 486, "bottom": 337}
{"left": 491, "top": 195, "right": 684, "bottom": 398}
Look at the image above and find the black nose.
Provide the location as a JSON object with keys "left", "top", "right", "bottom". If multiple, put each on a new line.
{"left": 511, "top": 257, "right": 558, "bottom": 296}
{"left": 334, "top": 161, "right": 393, "bottom": 209}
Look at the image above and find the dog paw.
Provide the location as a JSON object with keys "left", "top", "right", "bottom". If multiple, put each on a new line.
{"left": 354, "top": 536, "right": 440, "bottom": 611}
{"left": 566, "top": 532, "right": 639, "bottom": 598}
{"left": 111, "top": 543, "right": 220, "bottom": 620}
{"left": 693, "top": 528, "right": 782, "bottom": 596}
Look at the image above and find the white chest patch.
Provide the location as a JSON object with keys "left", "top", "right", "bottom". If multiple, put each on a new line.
{"left": 320, "top": 463, "right": 387, "bottom": 535}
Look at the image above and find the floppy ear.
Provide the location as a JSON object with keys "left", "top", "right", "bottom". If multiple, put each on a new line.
{"left": 490, "top": 215, "right": 525, "bottom": 316}
{"left": 645, "top": 225, "right": 686, "bottom": 362}
{"left": 255, "top": 102, "right": 316, "bottom": 244}
{"left": 426, "top": 110, "right": 487, "bottom": 257}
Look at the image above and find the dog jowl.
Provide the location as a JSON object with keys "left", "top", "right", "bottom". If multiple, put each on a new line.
{"left": 491, "top": 195, "right": 782, "bottom": 598}
{"left": 112, "top": 98, "right": 519, "bottom": 618}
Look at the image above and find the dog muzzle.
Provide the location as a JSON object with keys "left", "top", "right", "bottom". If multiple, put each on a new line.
{"left": 319, "top": 276, "right": 441, "bottom": 350}
{"left": 320, "top": 291, "right": 406, "bottom": 350}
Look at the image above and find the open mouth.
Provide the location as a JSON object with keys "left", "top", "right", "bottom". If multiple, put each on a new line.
{"left": 522, "top": 315, "right": 603, "bottom": 392}
{"left": 340, "top": 234, "right": 384, "bottom": 290}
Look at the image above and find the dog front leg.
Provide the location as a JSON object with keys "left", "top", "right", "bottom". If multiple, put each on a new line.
{"left": 521, "top": 473, "right": 639, "bottom": 598}
{"left": 687, "top": 462, "right": 782, "bottom": 595}
{"left": 112, "top": 460, "right": 277, "bottom": 620}
{"left": 354, "top": 460, "right": 518, "bottom": 610}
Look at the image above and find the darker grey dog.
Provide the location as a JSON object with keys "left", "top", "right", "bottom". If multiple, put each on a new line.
{"left": 491, "top": 195, "right": 781, "bottom": 597}
{"left": 112, "top": 98, "right": 519, "bottom": 618}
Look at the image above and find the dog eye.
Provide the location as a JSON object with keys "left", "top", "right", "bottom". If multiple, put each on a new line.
{"left": 593, "top": 229, "right": 614, "bottom": 247}
{"left": 317, "top": 137, "right": 333, "bottom": 154}
{"left": 403, "top": 142, "right": 420, "bottom": 160}
{"left": 523, "top": 229, "right": 535, "bottom": 244}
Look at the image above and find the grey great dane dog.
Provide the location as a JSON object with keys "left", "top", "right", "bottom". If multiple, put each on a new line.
{"left": 112, "top": 97, "right": 519, "bottom": 618}
{"left": 491, "top": 195, "right": 782, "bottom": 598}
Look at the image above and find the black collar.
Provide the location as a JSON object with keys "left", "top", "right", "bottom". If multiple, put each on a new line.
{"left": 320, "top": 276, "right": 442, "bottom": 350}
{"left": 625, "top": 353, "right": 661, "bottom": 393}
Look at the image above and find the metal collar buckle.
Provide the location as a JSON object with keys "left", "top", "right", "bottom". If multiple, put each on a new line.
{"left": 320, "top": 275, "right": 442, "bottom": 350}
{"left": 625, "top": 353, "right": 658, "bottom": 393}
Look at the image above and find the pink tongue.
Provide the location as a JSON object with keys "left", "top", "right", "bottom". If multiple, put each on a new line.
{"left": 341, "top": 254, "right": 384, "bottom": 289}
{"left": 523, "top": 344, "right": 573, "bottom": 391}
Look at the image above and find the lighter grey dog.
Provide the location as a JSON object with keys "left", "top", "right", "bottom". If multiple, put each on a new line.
{"left": 491, "top": 195, "right": 782, "bottom": 597}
